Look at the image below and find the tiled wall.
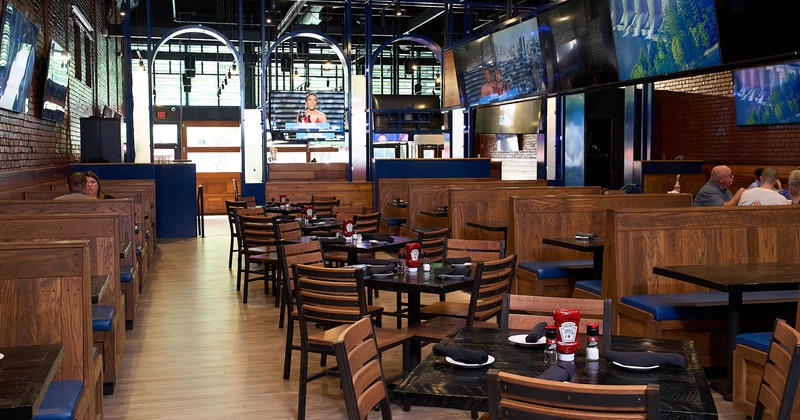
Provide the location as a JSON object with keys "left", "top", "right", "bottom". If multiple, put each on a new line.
{"left": 0, "top": 0, "right": 124, "bottom": 171}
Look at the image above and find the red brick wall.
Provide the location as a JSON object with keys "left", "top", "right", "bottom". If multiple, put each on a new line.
{"left": 0, "top": 0, "right": 123, "bottom": 172}
{"left": 653, "top": 69, "right": 800, "bottom": 166}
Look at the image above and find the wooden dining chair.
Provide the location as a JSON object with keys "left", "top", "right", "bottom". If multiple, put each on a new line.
{"left": 752, "top": 318, "right": 800, "bottom": 420}
{"left": 236, "top": 212, "right": 279, "bottom": 304}
{"left": 499, "top": 294, "right": 612, "bottom": 346}
{"left": 224, "top": 199, "right": 248, "bottom": 269}
{"left": 486, "top": 369, "right": 660, "bottom": 419}
{"left": 233, "top": 207, "right": 269, "bottom": 289}
{"left": 311, "top": 196, "right": 340, "bottom": 215}
{"left": 291, "top": 263, "right": 409, "bottom": 420}
{"left": 354, "top": 210, "right": 381, "bottom": 233}
{"left": 410, "top": 255, "right": 517, "bottom": 344}
{"left": 443, "top": 238, "right": 506, "bottom": 262}
{"left": 333, "top": 316, "right": 393, "bottom": 420}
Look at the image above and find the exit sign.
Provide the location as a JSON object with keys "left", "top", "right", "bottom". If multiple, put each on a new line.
{"left": 156, "top": 111, "right": 167, "bottom": 119}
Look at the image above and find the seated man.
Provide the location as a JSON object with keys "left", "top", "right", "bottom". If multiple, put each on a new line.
{"left": 54, "top": 171, "right": 96, "bottom": 200}
{"left": 693, "top": 165, "right": 745, "bottom": 207}
{"left": 738, "top": 166, "right": 789, "bottom": 206}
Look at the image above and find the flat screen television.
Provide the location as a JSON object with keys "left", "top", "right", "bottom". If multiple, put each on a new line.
{"left": 0, "top": 3, "right": 38, "bottom": 113}
{"left": 42, "top": 41, "right": 71, "bottom": 122}
{"left": 610, "top": 0, "right": 721, "bottom": 82}
{"left": 441, "top": 49, "right": 463, "bottom": 109}
{"left": 267, "top": 90, "right": 346, "bottom": 138}
{"left": 451, "top": 35, "right": 497, "bottom": 107}
{"left": 715, "top": 0, "right": 797, "bottom": 65}
{"left": 489, "top": 17, "right": 547, "bottom": 103}
{"left": 537, "top": 0, "right": 618, "bottom": 92}
{"left": 733, "top": 61, "right": 800, "bottom": 126}
{"left": 474, "top": 98, "right": 542, "bottom": 134}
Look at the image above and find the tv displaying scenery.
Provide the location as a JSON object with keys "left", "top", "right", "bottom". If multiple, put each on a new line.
{"left": 0, "top": 3, "right": 38, "bottom": 112}
{"left": 537, "top": 0, "right": 618, "bottom": 92}
{"left": 610, "top": 0, "right": 721, "bottom": 81}
{"left": 733, "top": 61, "right": 800, "bottom": 126}
{"left": 42, "top": 41, "right": 71, "bottom": 122}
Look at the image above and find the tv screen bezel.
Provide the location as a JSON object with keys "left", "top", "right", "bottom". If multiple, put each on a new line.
{"left": 41, "top": 40, "right": 71, "bottom": 122}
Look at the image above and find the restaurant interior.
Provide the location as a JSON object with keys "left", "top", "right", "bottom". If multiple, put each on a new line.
{"left": 0, "top": 0, "right": 799, "bottom": 418}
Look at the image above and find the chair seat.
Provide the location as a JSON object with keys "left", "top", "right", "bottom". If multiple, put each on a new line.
{"left": 382, "top": 217, "right": 406, "bottom": 226}
{"left": 518, "top": 260, "right": 594, "bottom": 279}
{"left": 736, "top": 332, "right": 772, "bottom": 352}
{"left": 420, "top": 301, "right": 469, "bottom": 319}
{"left": 309, "top": 324, "right": 410, "bottom": 349}
{"left": 250, "top": 251, "right": 278, "bottom": 263}
{"left": 408, "top": 316, "right": 499, "bottom": 341}
{"left": 120, "top": 265, "right": 135, "bottom": 283}
{"left": 323, "top": 251, "right": 348, "bottom": 261}
{"left": 574, "top": 279, "right": 602, "bottom": 295}
{"left": 92, "top": 305, "right": 115, "bottom": 331}
{"left": 33, "top": 380, "right": 83, "bottom": 420}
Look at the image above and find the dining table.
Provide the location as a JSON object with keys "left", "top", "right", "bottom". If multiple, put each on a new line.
{"left": 365, "top": 262, "right": 475, "bottom": 366}
{"left": 261, "top": 205, "right": 303, "bottom": 215}
{"left": 653, "top": 261, "right": 800, "bottom": 401}
{"left": 299, "top": 219, "right": 340, "bottom": 235}
{"left": 0, "top": 344, "right": 65, "bottom": 419}
{"left": 465, "top": 220, "right": 508, "bottom": 242}
{"left": 542, "top": 236, "right": 605, "bottom": 278}
{"left": 392, "top": 326, "right": 718, "bottom": 419}
{"left": 320, "top": 235, "right": 415, "bottom": 265}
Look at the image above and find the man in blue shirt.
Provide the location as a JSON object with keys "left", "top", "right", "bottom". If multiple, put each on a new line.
{"left": 693, "top": 165, "right": 745, "bottom": 206}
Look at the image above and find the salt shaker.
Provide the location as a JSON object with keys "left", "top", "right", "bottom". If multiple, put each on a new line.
{"left": 422, "top": 251, "right": 431, "bottom": 272}
{"left": 544, "top": 325, "right": 557, "bottom": 364}
{"left": 586, "top": 323, "right": 600, "bottom": 361}
{"left": 397, "top": 252, "right": 406, "bottom": 273}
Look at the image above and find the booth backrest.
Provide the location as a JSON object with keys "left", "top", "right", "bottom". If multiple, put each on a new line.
{"left": 449, "top": 186, "right": 601, "bottom": 239}
{"left": 509, "top": 194, "right": 693, "bottom": 263}
{"left": 264, "top": 181, "right": 372, "bottom": 217}
{"left": 604, "top": 206, "right": 800, "bottom": 303}
{"left": 0, "top": 199, "right": 136, "bottom": 270}
{"left": 376, "top": 178, "right": 490, "bottom": 223}
{"left": 0, "top": 240, "right": 93, "bottom": 385}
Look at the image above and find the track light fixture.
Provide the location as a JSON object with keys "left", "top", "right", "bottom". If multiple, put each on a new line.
{"left": 395, "top": 2, "right": 402, "bottom": 16}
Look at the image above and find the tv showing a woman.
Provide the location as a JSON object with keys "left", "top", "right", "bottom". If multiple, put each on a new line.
{"left": 296, "top": 92, "right": 327, "bottom": 124}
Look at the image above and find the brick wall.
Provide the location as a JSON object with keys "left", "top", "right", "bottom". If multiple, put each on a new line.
{"left": 0, "top": 0, "right": 123, "bottom": 172}
{"left": 653, "top": 69, "right": 800, "bottom": 166}
{"left": 478, "top": 133, "right": 538, "bottom": 159}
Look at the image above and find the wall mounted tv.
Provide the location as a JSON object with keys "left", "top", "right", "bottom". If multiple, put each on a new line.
{"left": 715, "top": 0, "right": 797, "bottom": 65}
{"left": 268, "top": 91, "right": 346, "bottom": 135}
{"left": 0, "top": 3, "right": 38, "bottom": 113}
{"left": 474, "top": 98, "right": 542, "bottom": 134}
{"left": 451, "top": 17, "right": 547, "bottom": 108}
{"left": 537, "top": 0, "right": 618, "bottom": 92}
{"left": 42, "top": 41, "right": 71, "bottom": 122}
{"left": 610, "top": 0, "right": 721, "bottom": 82}
{"left": 733, "top": 61, "right": 800, "bottom": 126}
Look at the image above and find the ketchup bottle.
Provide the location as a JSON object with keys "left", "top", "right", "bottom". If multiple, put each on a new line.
{"left": 553, "top": 308, "right": 581, "bottom": 361}
{"left": 342, "top": 219, "right": 354, "bottom": 237}
{"left": 405, "top": 242, "right": 421, "bottom": 270}
{"left": 303, "top": 205, "right": 314, "bottom": 220}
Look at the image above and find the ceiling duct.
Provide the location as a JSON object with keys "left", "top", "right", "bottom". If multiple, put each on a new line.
{"left": 297, "top": 5, "right": 323, "bottom": 25}
{"left": 277, "top": 0, "right": 309, "bottom": 37}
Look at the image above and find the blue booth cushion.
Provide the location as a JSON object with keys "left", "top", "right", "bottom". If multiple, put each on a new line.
{"left": 92, "top": 305, "right": 115, "bottom": 331}
{"left": 621, "top": 290, "right": 800, "bottom": 321}
{"left": 412, "top": 226, "right": 447, "bottom": 234}
{"left": 574, "top": 279, "right": 602, "bottom": 295}
{"left": 33, "top": 380, "right": 83, "bottom": 420}
{"left": 120, "top": 265, "right": 134, "bottom": 283}
{"left": 136, "top": 245, "right": 142, "bottom": 257}
{"left": 736, "top": 332, "right": 772, "bottom": 352}
{"left": 382, "top": 217, "right": 406, "bottom": 226}
{"left": 518, "top": 260, "right": 594, "bottom": 279}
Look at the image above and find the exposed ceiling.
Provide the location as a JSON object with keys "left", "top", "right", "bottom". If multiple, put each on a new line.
{"left": 120, "top": 0, "right": 558, "bottom": 53}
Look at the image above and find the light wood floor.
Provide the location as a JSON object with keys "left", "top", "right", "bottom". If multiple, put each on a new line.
{"left": 102, "top": 216, "right": 744, "bottom": 419}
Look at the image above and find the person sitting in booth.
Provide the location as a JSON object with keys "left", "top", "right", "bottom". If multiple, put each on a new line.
{"left": 54, "top": 171, "right": 96, "bottom": 200}
{"left": 738, "top": 166, "right": 789, "bottom": 206}
{"left": 296, "top": 92, "right": 327, "bottom": 124}
{"left": 693, "top": 165, "right": 745, "bottom": 207}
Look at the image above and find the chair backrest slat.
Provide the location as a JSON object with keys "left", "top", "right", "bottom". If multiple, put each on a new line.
{"left": 417, "top": 227, "right": 449, "bottom": 262}
{"left": 500, "top": 294, "right": 612, "bottom": 345}
{"left": 468, "top": 255, "right": 517, "bottom": 325}
{"left": 293, "top": 264, "right": 368, "bottom": 329}
{"left": 444, "top": 238, "right": 506, "bottom": 262}
{"left": 753, "top": 318, "right": 800, "bottom": 420}
{"left": 354, "top": 211, "right": 381, "bottom": 233}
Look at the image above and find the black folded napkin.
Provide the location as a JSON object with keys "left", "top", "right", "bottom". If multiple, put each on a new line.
{"left": 526, "top": 322, "right": 548, "bottom": 343}
{"left": 435, "top": 266, "right": 471, "bottom": 278}
{"left": 308, "top": 231, "right": 337, "bottom": 237}
{"left": 367, "top": 264, "right": 396, "bottom": 275}
{"left": 444, "top": 257, "right": 471, "bottom": 265}
{"left": 319, "top": 237, "right": 346, "bottom": 244}
{"left": 536, "top": 362, "right": 575, "bottom": 381}
{"left": 315, "top": 213, "right": 337, "bottom": 220}
{"left": 432, "top": 344, "right": 489, "bottom": 364}
{"left": 358, "top": 257, "right": 396, "bottom": 266}
{"left": 575, "top": 231, "right": 598, "bottom": 240}
{"left": 272, "top": 216, "right": 296, "bottom": 223}
{"left": 360, "top": 233, "right": 393, "bottom": 242}
{"left": 606, "top": 350, "right": 685, "bottom": 368}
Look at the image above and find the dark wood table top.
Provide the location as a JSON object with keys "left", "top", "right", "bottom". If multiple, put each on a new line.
{"left": 653, "top": 262, "right": 800, "bottom": 292}
{"left": 466, "top": 220, "right": 508, "bottom": 232}
{"left": 420, "top": 209, "right": 448, "bottom": 217}
{"left": 393, "top": 327, "right": 718, "bottom": 419}
{"left": 0, "top": 344, "right": 64, "bottom": 419}
{"left": 119, "top": 241, "right": 131, "bottom": 258}
{"left": 364, "top": 262, "right": 474, "bottom": 295}
{"left": 91, "top": 274, "right": 110, "bottom": 304}
{"left": 542, "top": 236, "right": 605, "bottom": 252}
{"left": 300, "top": 219, "right": 340, "bottom": 235}
{"left": 320, "top": 235, "right": 415, "bottom": 255}
{"left": 261, "top": 205, "right": 303, "bottom": 215}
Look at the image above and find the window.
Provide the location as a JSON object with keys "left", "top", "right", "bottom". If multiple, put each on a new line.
{"left": 74, "top": 23, "right": 82, "bottom": 81}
